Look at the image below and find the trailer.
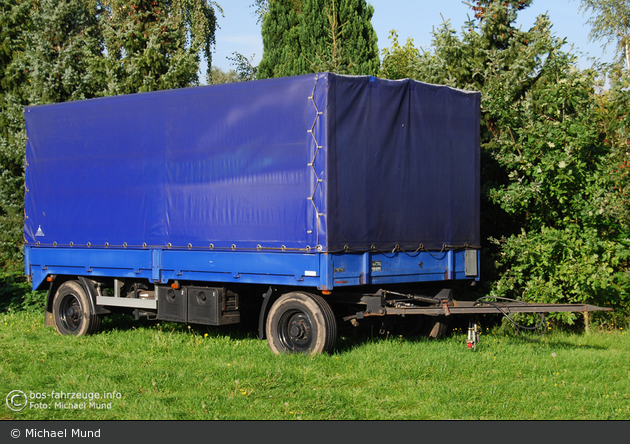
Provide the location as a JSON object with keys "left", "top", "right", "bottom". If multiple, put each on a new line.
{"left": 23, "top": 73, "right": 610, "bottom": 354}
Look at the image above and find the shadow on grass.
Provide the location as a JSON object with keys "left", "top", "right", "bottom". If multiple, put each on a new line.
{"left": 503, "top": 333, "right": 610, "bottom": 351}
{"left": 96, "top": 310, "right": 609, "bottom": 355}
{"left": 99, "top": 312, "right": 260, "bottom": 342}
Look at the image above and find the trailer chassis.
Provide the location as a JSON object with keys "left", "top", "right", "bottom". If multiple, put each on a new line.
{"left": 342, "top": 289, "right": 612, "bottom": 350}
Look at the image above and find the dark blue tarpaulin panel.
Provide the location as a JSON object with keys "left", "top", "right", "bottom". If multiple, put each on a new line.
{"left": 326, "top": 75, "right": 480, "bottom": 251}
{"left": 24, "top": 73, "right": 480, "bottom": 252}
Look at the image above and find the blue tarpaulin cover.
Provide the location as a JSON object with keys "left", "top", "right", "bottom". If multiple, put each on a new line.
{"left": 24, "top": 73, "right": 480, "bottom": 252}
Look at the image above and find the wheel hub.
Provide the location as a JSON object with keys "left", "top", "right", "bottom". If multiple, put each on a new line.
{"left": 289, "top": 319, "right": 309, "bottom": 340}
{"left": 60, "top": 295, "right": 82, "bottom": 332}
{"left": 68, "top": 306, "right": 80, "bottom": 319}
{"left": 278, "top": 311, "right": 313, "bottom": 351}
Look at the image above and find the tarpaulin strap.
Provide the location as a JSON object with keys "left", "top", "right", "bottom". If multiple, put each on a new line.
{"left": 307, "top": 74, "right": 324, "bottom": 248}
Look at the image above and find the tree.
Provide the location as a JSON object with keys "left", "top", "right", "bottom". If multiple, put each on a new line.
{"left": 227, "top": 52, "right": 258, "bottom": 81}
{"left": 380, "top": 0, "right": 629, "bottom": 323}
{"left": 22, "top": 0, "right": 105, "bottom": 104}
{"left": 206, "top": 53, "right": 258, "bottom": 84}
{"left": 0, "top": 0, "right": 37, "bottom": 306}
{"left": 0, "top": 0, "right": 222, "bottom": 310}
{"left": 379, "top": 30, "right": 421, "bottom": 80}
{"left": 100, "top": 0, "right": 220, "bottom": 94}
{"left": 257, "top": 0, "right": 303, "bottom": 79}
{"left": 251, "top": 0, "right": 269, "bottom": 24}
{"left": 257, "top": 0, "right": 379, "bottom": 79}
{"left": 0, "top": 0, "right": 34, "bottom": 259}
{"left": 0, "top": 0, "right": 34, "bottom": 100}
{"left": 299, "top": 0, "right": 379, "bottom": 75}
{"left": 206, "top": 65, "right": 239, "bottom": 84}
{"left": 1, "top": 0, "right": 105, "bottom": 267}
{"left": 579, "top": 0, "right": 630, "bottom": 72}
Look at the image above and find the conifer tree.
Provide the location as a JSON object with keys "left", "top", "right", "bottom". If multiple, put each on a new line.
{"left": 300, "top": 0, "right": 379, "bottom": 76}
{"left": 257, "top": 0, "right": 379, "bottom": 79}
{"left": 257, "top": 0, "right": 303, "bottom": 79}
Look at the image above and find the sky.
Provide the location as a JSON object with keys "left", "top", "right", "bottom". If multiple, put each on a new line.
{"left": 208, "top": 0, "right": 614, "bottom": 77}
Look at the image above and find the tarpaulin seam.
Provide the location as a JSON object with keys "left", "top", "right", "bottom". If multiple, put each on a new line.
{"left": 307, "top": 74, "right": 324, "bottom": 250}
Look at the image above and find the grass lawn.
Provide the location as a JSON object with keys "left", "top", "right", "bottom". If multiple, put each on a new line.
{"left": 1, "top": 309, "right": 628, "bottom": 420}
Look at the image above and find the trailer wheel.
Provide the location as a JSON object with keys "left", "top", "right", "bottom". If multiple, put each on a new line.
{"left": 423, "top": 315, "right": 450, "bottom": 339}
{"left": 52, "top": 280, "right": 101, "bottom": 336}
{"left": 266, "top": 292, "right": 337, "bottom": 355}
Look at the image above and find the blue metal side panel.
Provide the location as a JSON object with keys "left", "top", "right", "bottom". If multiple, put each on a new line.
{"left": 26, "top": 247, "right": 154, "bottom": 290}
{"left": 25, "top": 247, "right": 324, "bottom": 290}
{"left": 159, "top": 250, "right": 321, "bottom": 286}
{"left": 329, "top": 250, "right": 478, "bottom": 287}
{"left": 25, "top": 246, "right": 478, "bottom": 291}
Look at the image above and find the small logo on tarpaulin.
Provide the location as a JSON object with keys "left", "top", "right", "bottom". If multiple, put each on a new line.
{"left": 35, "top": 225, "right": 45, "bottom": 237}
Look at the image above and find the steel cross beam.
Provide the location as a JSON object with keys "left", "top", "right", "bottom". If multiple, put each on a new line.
{"left": 384, "top": 301, "right": 613, "bottom": 316}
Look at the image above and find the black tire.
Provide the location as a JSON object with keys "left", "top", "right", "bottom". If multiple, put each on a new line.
{"left": 266, "top": 292, "right": 337, "bottom": 355}
{"left": 423, "top": 315, "right": 450, "bottom": 339}
{"left": 52, "top": 280, "right": 102, "bottom": 336}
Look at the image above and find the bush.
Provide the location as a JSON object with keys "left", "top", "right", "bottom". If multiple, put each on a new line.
{"left": 0, "top": 261, "right": 45, "bottom": 312}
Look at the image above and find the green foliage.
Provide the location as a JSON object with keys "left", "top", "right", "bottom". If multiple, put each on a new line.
{"left": 379, "top": 30, "right": 421, "bottom": 80}
{"left": 207, "top": 52, "right": 258, "bottom": 84}
{"left": 0, "top": 262, "right": 45, "bottom": 312}
{"left": 251, "top": 0, "right": 269, "bottom": 24}
{"left": 257, "top": 0, "right": 303, "bottom": 79}
{"left": 0, "top": 0, "right": 33, "bottom": 270}
{"left": 299, "top": 0, "right": 379, "bottom": 76}
{"left": 100, "top": 0, "right": 218, "bottom": 94}
{"left": 227, "top": 51, "right": 258, "bottom": 81}
{"left": 378, "top": 1, "right": 630, "bottom": 322}
{"left": 206, "top": 65, "right": 239, "bottom": 84}
{"left": 596, "top": 67, "right": 630, "bottom": 233}
{"left": 491, "top": 226, "right": 629, "bottom": 324}
{"left": 578, "top": 0, "right": 630, "bottom": 71}
{"left": 0, "top": 0, "right": 219, "bottom": 310}
{"left": 0, "top": 0, "right": 34, "bottom": 98}
{"left": 22, "top": 0, "right": 105, "bottom": 104}
{"left": 257, "top": 0, "right": 379, "bottom": 79}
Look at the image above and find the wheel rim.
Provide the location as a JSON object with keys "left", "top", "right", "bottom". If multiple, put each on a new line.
{"left": 277, "top": 309, "right": 313, "bottom": 352}
{"left": 59, "top": 293, "right": 83, "bottom": 333}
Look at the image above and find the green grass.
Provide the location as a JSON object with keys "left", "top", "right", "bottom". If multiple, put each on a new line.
{"left": 1, "top": 310, "right": 628, "bottom": 420}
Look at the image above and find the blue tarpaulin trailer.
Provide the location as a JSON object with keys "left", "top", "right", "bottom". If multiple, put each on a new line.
{"left": 23, "top": 72, "right": 488, "bottom": 353}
